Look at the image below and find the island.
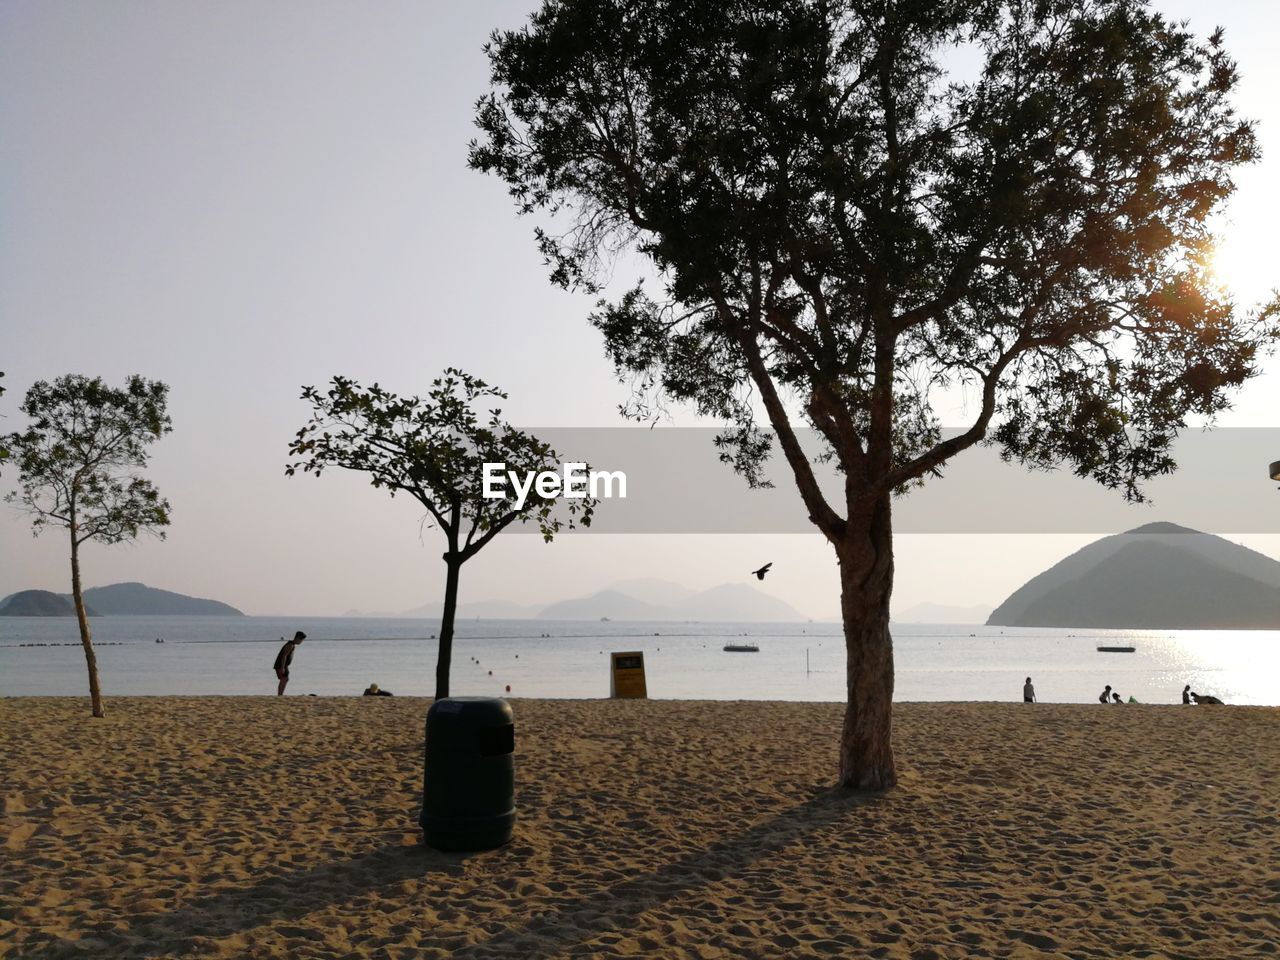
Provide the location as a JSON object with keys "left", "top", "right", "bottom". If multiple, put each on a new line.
{"left": 988, "top": 522, "right": 1280, "bottom": 629}
{"left": 0, "top": 590, "right": 100, "bottom": 617}
{"left": 0, "top": 582, "right": 243, "bottom": 616}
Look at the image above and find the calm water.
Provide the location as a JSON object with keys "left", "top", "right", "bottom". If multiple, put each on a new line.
{"left": 2, "top": 617, "right": 1276, "bottom": 706}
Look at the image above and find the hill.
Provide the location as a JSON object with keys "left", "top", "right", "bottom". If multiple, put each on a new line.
{"left": 537, "top": 582, "right": 807, "bottom": 621}
{"left": 537, "top": 589, "right": 667, "bottom": 621}
{"left": 80, "top": 583, "right": 244, "bottom": 616}
{"left": 389, "top": 579, "right": 808, "bottom": 622}
{"left": 604, "top": 579, "right": 698, "bottom": 607}
{"left": 0, "top": 583, "right": 243, "bottom": 617}
{"left": 394, "top": 599, "right": 541, "bottom": 620}
{"left": 666, "top": 583, "right": 806, "bottom": 622}
{"left": 988, "top": 523, "right": 1280, "bottom": 629}
{"left": 0, "top": 590, "right": 100, "bottom": 617}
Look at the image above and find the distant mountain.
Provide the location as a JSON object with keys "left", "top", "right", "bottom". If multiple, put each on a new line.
{"left": 988, "top": 523, "right": 1280, "bottom": 629}
{"left": 396, "top": 599, "right": 542, "bottom": 620}
{"left": 81, "top": 582, "right": 244, "bottom": 616}
{"left": 0, "top": 590, "right": 99, "bottom": 617}
{"left": 538, "top": 589, "right": 667, "bottom": 621}
{"left": 538, "top": 582, "right": 807, "bottom": 622}
{"left": 667, "top": 583, "right": 806, "bottom": 621}
{"left": 384, "top": 578, "right": 805, "bottom": 622}
{"left": 0, "top": 582, "right": 242, "bottom": 617}
{"left": 384, "top": 578, "right": 807, "bottom": 622}
{"left": 604, "top": 579, "right": 698, "bottom": 607}
{"left": 894, "top": 602, "right": 993, "bottom": 624}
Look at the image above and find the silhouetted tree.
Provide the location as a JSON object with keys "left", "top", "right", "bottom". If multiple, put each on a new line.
{"left": 472, "top": 0, "right": 1279, "bottom": 787}
{"left": 288, "top": 370, "right": 595, "bottom": 698}
{"left": 0, "top": 372, "right": 7, "bottom": 471}
{"left": 5, "top": 375, "right": 172, "bottom": 717}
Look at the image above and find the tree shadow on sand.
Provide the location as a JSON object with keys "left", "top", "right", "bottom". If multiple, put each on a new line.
{"left": 22, "top": 841, "right": 468, "bottom": 960}
{"left": 451, "top": 784, "right": 884, "bottom": 959}
{"left": 25, "top": 786, "right": 881, "bottom": 959}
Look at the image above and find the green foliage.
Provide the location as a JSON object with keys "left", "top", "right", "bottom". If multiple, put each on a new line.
{"left": 5, "top": 375, "right": 172, "bottom": 544}
{"left": 472, "top": 0, "right": 1279, "bottom": 540}
{"left": 287, "top": 369, "right": 594, "bottom": 554}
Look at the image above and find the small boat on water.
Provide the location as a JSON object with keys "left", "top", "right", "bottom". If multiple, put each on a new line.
{"left": 1097, "top": 645, "right": 1136, "bottom": 653}
{"left": 723, "top": 643, "right": 759, "bottom": 653}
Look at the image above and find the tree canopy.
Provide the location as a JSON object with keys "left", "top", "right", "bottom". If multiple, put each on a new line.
{"left": 473, "top": 0, "right": 1277, "bottom": 528}
{"left": 472, "top": 0, "right": 1277, "bottom": 788}
{"left": 287, "top": 369, "right": 595, "bottom": 552}
{"left": 6, "top": 374, "right": 172, "bottom": 546}
{"left": 287, "top": 369, "right": 595, "bottom": 697}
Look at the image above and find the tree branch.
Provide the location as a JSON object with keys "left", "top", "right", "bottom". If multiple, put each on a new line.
{"left": 718, "top": 294, "right": 846, "bottom": 541}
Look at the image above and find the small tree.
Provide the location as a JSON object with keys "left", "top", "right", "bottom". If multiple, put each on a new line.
{"left": 287, "top": 370, "right": 595, "bottom": 698}
{"left": 5, "top": 375, "right": 172, "bottom": 717}
{"left": 0, "top": 372, "right": 8, "bottom": 470}
{"left": 472, "top": 0, "right": 1279, "bottom": 787}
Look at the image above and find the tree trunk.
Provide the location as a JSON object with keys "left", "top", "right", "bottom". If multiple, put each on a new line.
{"left": 434, "top": 555, "right": 462, "bottom": 700}
{"left": 69, "top": 533, "right": 105, "bottom": 718}
{"left": 837, "top": 495, "right": 896, "bottom": 790}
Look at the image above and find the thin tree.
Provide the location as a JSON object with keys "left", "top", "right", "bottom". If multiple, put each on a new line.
{"left": 5, "top": 375, "right": 172, "bottom": 717}
{"left": 1, "top": 372, "right": 7, "bottom": 470}
{"left": 472, "top": 0, "right": 1279, "bottom": 787}
{"left": 287, "top": 370, "right": 595, "bottom": 698}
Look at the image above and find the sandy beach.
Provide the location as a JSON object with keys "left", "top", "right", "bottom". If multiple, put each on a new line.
{"left": 1, "top": 697, "right": 1276, "bottom": 959}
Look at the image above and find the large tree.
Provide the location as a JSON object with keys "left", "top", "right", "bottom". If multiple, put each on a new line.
{"left": 472, "top": 0, "right": 1278, "bottom": 787}
{"left": 5, "top": 375, "right": 172, "bottom": 718}
{"left": 287, "top": 370, "right": 596, "bottom": 698}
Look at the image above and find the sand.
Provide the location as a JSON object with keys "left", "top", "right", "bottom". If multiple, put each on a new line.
{"left": 1, "top": 697, "right": 1276, "bottom": 959}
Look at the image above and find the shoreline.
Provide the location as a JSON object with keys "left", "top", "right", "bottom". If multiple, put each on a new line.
{"left": 3, "top": 697, "right": 1277, "bottom": 958}
{"left": 3, "top": 694, "right": 1273, "bottom": 708}
{"left": 4, "top": 622, "right": 1274, "bottom": 705}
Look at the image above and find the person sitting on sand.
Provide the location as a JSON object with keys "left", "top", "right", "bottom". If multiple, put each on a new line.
{"left": 1112, "top": 692, "right": 1123, "bottom": 704}
{"left": 1023, "top": 677, "right": 1036, "bottom": 703}
{"left": 363, "top": 683, "right": 393, "bottom": 697}
{"left": 1099, "top": 684, "right": 1112, "bottom": 704}
{"left": 274, "top": 631, "right": 306, "bottom": 696}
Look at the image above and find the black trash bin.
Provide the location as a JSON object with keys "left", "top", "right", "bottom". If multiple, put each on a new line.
{"left": 420, "top": 697, "right": 515, "bottom": 851}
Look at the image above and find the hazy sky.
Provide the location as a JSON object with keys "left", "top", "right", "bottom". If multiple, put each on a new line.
{"left": 2, "top": 0, "right": 1278, "bottom": 620}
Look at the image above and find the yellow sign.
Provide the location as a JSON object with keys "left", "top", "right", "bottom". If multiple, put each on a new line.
{"left": 610, "top": 651, "right": 647, "bottom": 699}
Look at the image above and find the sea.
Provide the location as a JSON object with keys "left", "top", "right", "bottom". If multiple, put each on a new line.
{"left": 1, "top": 617, "right": 1276, "bottom": 706}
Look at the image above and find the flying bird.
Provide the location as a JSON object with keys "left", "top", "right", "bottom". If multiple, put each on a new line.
{"left": 751, "top": 563, "right": 772, "bottom": 581}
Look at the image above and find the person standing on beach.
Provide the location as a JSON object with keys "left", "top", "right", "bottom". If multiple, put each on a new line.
{"left": 1099, "top": 685, "right": 1112, "bottom": 704}
{"left": 1023, "top": 677, "right": 1036, "bottom": 703}
{"left": 274, "top": 631, "right": 306, "bottom": 695}
{"left": 1182, "top": 684, "right": 1192, "bottom": 704}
